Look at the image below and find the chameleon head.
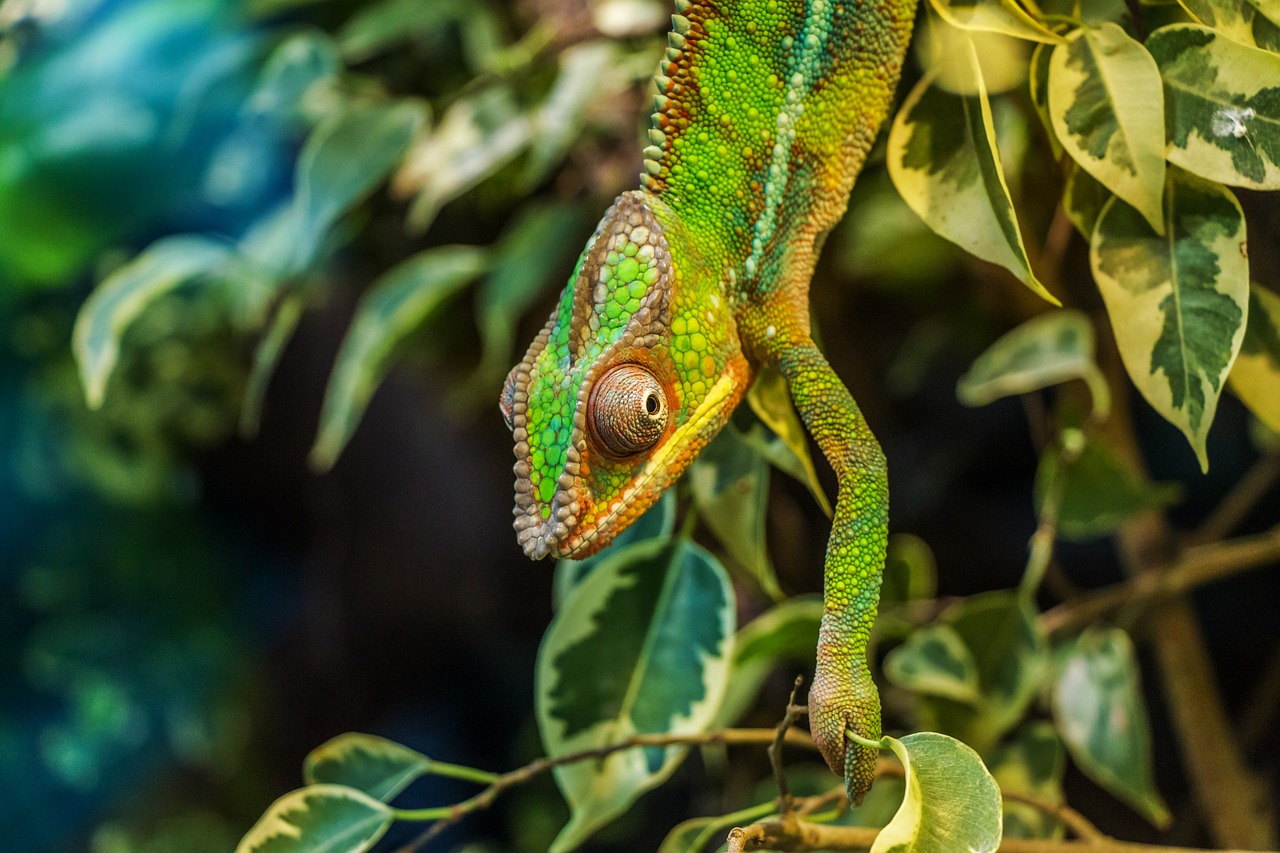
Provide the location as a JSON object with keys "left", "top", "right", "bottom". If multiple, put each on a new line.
{"left": 502, "top": 191, "right": 751, "bottom": 560}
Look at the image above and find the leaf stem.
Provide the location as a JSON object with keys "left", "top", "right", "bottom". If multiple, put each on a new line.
{"left": 425, "top": 760, "right": 500, "bottom": 785}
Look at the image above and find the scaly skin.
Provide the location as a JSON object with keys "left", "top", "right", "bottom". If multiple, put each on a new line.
{"left": 504, "top": 0, "right": 914, "bottom": 802}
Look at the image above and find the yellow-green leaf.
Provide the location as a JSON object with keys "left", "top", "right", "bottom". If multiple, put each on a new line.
{"left": 1052, "top": 627, "right": 1171, "bottom": 827}
{"left": 1176, "top": 0, "right": 1280, "bottom": 48}
{"left": 885, "top": 624, "right": 983, "bottom": 704}
{"left": 1149, "top": 24, "right": 1280, "bottom": 190}
{"left": 303, "top": 734, "right": 430, "bottom": 802}
{"left": 1049, "top": 24, "right": 1167, "bottom": 233}
{"left": 73, "top": 235, "right": 239, "bottom": 410}
{"left": 871, "top": 732, "right": 1003, "bottom": 853}
{"left": 888, "top": 37, "right": 1056, "bottom": 303}
{"left": 1229, "top": 284, "right": 1280, "bottom": 431}
{"left": 1091, "top": 168, "right": 1248, "bottom": 471}
{"left": 957, "top": 309, "right": 1110, "bottom": 417}
{"left": 311, "top": 245, "right": 489, "bottom": 470}
{"left": 746, "top": 368, "right": 832, "bottom": 516}
{"left": 927, "top": 0, "right": 1064, "bottom": 44}
{"left": 236, "top": 785, "right": 392, "bottom": 853}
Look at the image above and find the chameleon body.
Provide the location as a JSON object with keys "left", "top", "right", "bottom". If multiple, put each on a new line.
{"left": 503, "top": 0, "right": 915, "bottom": 800}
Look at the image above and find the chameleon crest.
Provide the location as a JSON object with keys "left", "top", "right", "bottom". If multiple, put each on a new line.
{"left": 503, "top": 192, "right": 750, "bottom": 559}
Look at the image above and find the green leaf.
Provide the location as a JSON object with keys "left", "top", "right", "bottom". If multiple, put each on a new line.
{"left": 290, "top": 100, "right": 426, "bottom": 270}
{"left": 1229, "top": 284, "right": 1280, "bottom": 432}
{"left": 336, "top": 0, "right": 465, "bottom": 62}
{"left": 880, "top": 534, "right": 939, "bottom": 610}
{"left": 1029, "top": 42, "right": 1064, "bottom": 159}
{"left": 957, "top": 309, "right": 1110, "bottom": 417}
{"left": 745, "top": 368, "right": 832, "bottom": 516}
{"left": 1035, "top": 434, "right": 1180, "bottom": 539}
{"left": 888, "top": 37, "right": 1056, "bottom": 304}
{"left": 988, "top": 723, "right": 1066, "bottom": 839}
{"left": 246, "top": 31, "right": 339, "bottom": 123}
{"left": 474, "top": 201, "right": 587, "bottom": 388}
{"left": 1176, "top": 0, "right": 1280, "bottom": 49}
{"left": 537, "top": 539, "right": 735, "bottom": 852}
{"left": 1049, "top": 23, "right": 1167, "bottom": 233}
{"left": 926, "top": 0, "right": 1064, "bottom": 44}
{"left": 884, "top": 624, "right": 983, "bottom": 704}
{"left": 235, "top": 785, "right": 393, "bottom": 853}
{"left": 551, "top": 491, "right": 676, "bottom": 608}
{"left": 713, "top": 596, "right": 822, "bottom": 728}
{"left": 402, "top": 87, "right": 533, "bottom": 233}
{"left": 918, "top": 591, "right": 1049, "bottom": 751}
{"left": 73, "top": 235, "right": 239, "bottom": 409}
{"left": 241, "top": 293, "right": 306, "bottom": 438}
{"left": 311, "top": 246, "right": 489, "bottom": 470}
{"left": 303, "top": 734, "right": 430, "bottom": 802}
{"left": 871, "top": 732, "right": 1003, "bottom": 853}
{"left": 1052, "top": 627, "right": 1171, "bottom": 826}
{"left": 690, "top": 426, "right": 780, "bottom": 600}
{"left": 1063, "top": 162, "right": 1112, "bottom": 240}
{"left": 1091, "top": 168, "right": 1248, "bottom": 471}
{"left": 1149, "top": 24, "right": 1280, "bottom": 190}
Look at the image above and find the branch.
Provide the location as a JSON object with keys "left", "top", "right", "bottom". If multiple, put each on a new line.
{"left": 394, "top": 727, "right": 817, "bottom": 852}
{"left": 725, "top": 819, "right": 1274, "bottom": 853}
{"left": 1188, "top": 448, "right": 1280, "bottom": 546}
{"left": 769, "top": 677, "right": 808, "bottom": 816}
{"left": 1038, "top": 523, "right": 1280, "bottom": 635}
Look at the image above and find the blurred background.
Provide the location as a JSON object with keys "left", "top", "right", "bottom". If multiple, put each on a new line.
{"left": 0, "top": 0, "right": 1276, "bottom": 851}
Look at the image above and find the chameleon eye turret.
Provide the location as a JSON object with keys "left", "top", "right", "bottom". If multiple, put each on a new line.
{"left": 589, "top": 364, "right": 669, "bottom": 457}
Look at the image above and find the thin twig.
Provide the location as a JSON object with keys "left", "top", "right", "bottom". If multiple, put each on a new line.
{"left": 1039, "top": 523, "right": 1280, "bottom": 635}
{"left": 394, "top": 727, "right": 816, "bottom": 852}
{"left": 1187, "top": 448, "right": 1280, "bottom": 546}
{"left": 1002, "top": 790, "right": 1104, "bottom": 842}
{"left": 769, "top": 677, "right": 807, "bottom": 816}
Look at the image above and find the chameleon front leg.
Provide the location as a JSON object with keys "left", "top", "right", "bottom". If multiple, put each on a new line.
{"left": 774, "top": 337, "right": 889, "bottom": 803}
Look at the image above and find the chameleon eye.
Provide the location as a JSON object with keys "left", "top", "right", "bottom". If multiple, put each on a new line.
{"left": 590, "top": 364, "right": 668, "bottom": 457}
{"left": 500, "top": 368, "right": 518, "bottom": 432}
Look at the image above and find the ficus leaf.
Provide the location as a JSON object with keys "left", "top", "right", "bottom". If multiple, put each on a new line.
{"left": 1048, "top": 24, "right": 1167, "bottom": 234}
{"left": 235, "top": 784, "right": 393, "bottom": 853}
{"left": 1228, "top": 284, "right": 1280, "bottom": 432}
{"left": 303, "top": 733, "right": 431, "bottom": 802}
{"left": 1090, "top": 168, "right": 1248, "bottom": 471}
{"left": 888, "top": 36, "right": 1056, "bottom": 304}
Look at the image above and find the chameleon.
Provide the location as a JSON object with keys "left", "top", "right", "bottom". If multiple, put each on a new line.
{"left": 501, "top": 0, "right": 915, "bottom": 801}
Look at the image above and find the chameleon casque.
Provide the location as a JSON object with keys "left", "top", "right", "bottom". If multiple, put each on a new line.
{"left": 501, "top": 0, "right": 916, "bottom": 801}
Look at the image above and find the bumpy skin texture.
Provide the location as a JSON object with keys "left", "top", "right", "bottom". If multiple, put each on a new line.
{"left": 505, "top": 0, "right": 914, "bottom": 802}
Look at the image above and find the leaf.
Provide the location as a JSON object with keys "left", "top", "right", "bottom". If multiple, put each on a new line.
{"left": 871, "top": 732, "right": 1003, "bottom": 853}
{"left": 918, "top": 591, "right": 1049, "bottom": 752}
{"left": 311, "top": 246, "right": 489, "bottom": 470}
{"left": 303, "top": 734, "right": 430, "bottom": 802}
{"left": 241, "top": 293, "right": 305, "bottom": 438}
{"left": 988, "top": 723, "right": 1066, "bottom": 839}
{"left": 235, "top": 785, "right": 393, "bottom": 853}
{"left": 1149, "top": 24, "right": 1280, "bottom": 191}
{"left": 1229, "top": 284, "right": 1280, "bottom": 432}
{"left": 1048, "top": 24, "right": 1167, "bottom": 234}
{"left": 745, "top": 368, "right": 832, "bottom": 516}
{"left": 290, "top": 100, "right": 427, "bottom": 270}
{"left": 537, "top": 539, "right": 734, "bottom": 852}
{"left": 1091, "top": 167, "right": 1248, "bottom": 471}
{"left": 337, "top": 0, "right": 465, "bottom": 62}
{"left": 957, "top": 309, "right": 1110, "bottom": 417}
{"left": 713, "top": 596, "right": 823, "bottom": 728}
{"left": 884, "top": 624, "right": 983, "bottom": 704}
{"left": 927, "top": 0, "right": 1064, "bottom": 44}
{"left": 1029, "top": 42, "right": 1064, "bottom": 159}
{"left": 888, "top": 38, "right": 1056, "bottom": 304}
{"left": 474, "top": 201, "right": 587, "bottom": 387}
{"left": 1052, "top": 627, "right": 1171, "bottom": 826}
{"left": 1176, "top": 0, "right": 1280, "bottom": 49}
{"left": 245, "top": 31, "right": 339, "bottom": 123}
{"left": 551, "top": 491, "right": 676, "bottom": 609}
{"left": 74, "top": 235, "right": 239, "bottom": 409}
{"left": 1062, "top": 162, "right": 1112, "bottom": 240}
{"left": 689, "top": 426, "right": 780, "bottom": 599}
{"left": 880, "top": 534, "right": 939, "bottom": 610}
{"left": 1035, "top": 434, "right": 1181, "bottom": 539}
{"left": 398, "top": 87, "right": 533, "bottom": 233}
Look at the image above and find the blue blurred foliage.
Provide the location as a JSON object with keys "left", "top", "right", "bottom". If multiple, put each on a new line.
{"left": 0, "top": 1, "right": 302, "bottom": 848}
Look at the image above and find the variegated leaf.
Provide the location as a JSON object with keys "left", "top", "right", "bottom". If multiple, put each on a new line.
{"left": 1148, "top": 24, "right": 1280, "bottom": 190}
{"left": 1176, "top": 0, "right": 1280, "bottom": 49}
{"left": 888, "top": 37, "right": 1056, "bottom": 303}
{"left": 1229, "top": 284, "right": 1280, "bottom": 432}
{"left": 1063, "top": 162, "right": 1111, "bottom": 239}
{"left": 1049, "top": 24, "right": 1166, "bottom": 233}
{"left": 926, "top": 0, "right": 1063, "bottom": 44}
{"left": 1029, "top": 42, "right": 1064, "bottom": 158}
{"left": 236, "top": 785, "right": 392, "bottom": 853}
{"left": 1091, "top": 168, "right": 1248, "bottom": 470}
